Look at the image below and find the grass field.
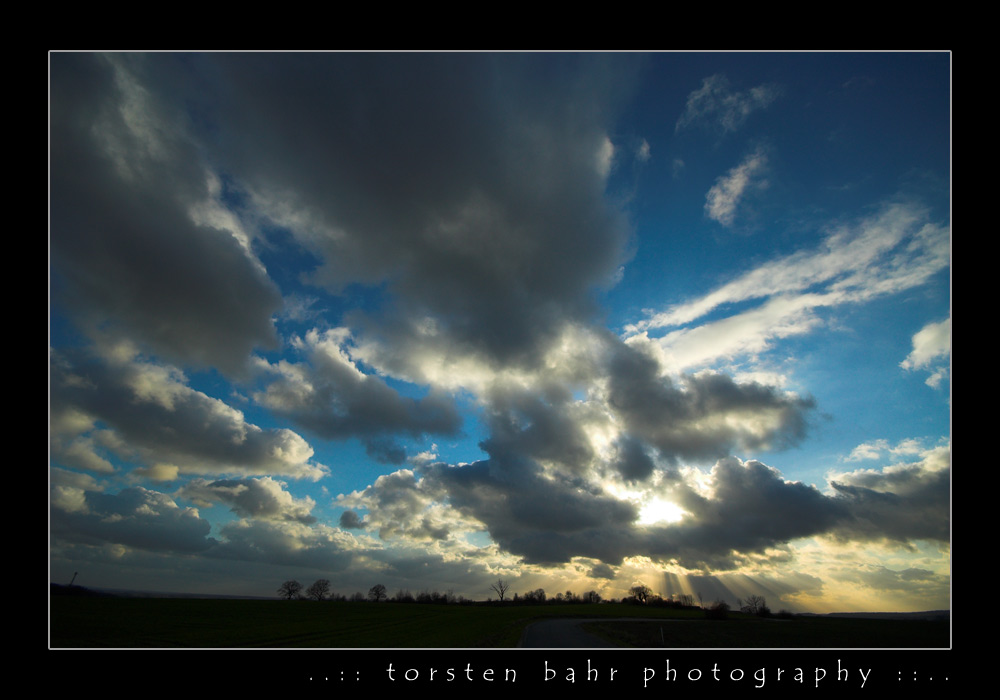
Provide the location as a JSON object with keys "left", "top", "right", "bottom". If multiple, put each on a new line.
{"left": 581, "top": 616, "right": 949, "bottom": 648}
{"left": 49, "top": 597, "right": 950, "bottom": 648}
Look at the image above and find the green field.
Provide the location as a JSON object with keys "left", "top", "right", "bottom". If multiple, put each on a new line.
{"left": 49, "top": 597, "right": 949, "bottom": 648}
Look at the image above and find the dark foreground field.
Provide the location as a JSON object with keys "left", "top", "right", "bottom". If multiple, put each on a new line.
{"left": 580, "top": 616, "right": 949, "bottom": 648}
{"left": 49, "top": 596, "right": 950, "bottom": 648}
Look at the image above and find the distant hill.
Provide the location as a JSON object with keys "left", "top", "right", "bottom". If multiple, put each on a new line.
{"left": 799, "top": 610, "right": 949, "bottom": 621}
{"left": 49, "top": 584, "right": 272, "bottom": 600}
{"left": 50, "top": 583, "right": 114, "bottom": 597}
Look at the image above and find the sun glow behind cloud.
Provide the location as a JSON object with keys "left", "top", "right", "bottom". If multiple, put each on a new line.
{"left": 637, "top": 497, "right": 686, "bottom": 525}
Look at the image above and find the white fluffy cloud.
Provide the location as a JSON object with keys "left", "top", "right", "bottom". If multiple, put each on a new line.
{"left": 179, "top": 477, "right": 317, "bottom": 524}
{"left": 901, "top": 317, "right": 951, "bottom": 387}
{"left": 50, "top": 346, "right": 327, "bottom": 481}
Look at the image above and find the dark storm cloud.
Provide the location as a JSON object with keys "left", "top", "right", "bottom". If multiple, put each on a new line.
{"left": 639, "top": 458, "right": 848, "bottom": 570}
{"left": 363, "top": 438, "right": 409, "bottom": 465}
{"left": 401, "top": 454, "right": 846, "bottom": 571}
{"left": 185, "top": 52, "right": 637, "bottom": 369}
{"left": 331, "top": 435, "right": 947, "bottom": 574}
{"left": 50, "top": 53, "right": 282, "bottom": 375}
{"left": 829, "top": 445, "right": 950, "bottom": 543}
{"left": 339, "top": 511, "right": 366, "bottom": 529}
{"left": 613, "top": 434, "right": 658, "bottom": 482}
{"left": 479, "top": 384, "right": 595, "bottom": 473}
{"left": 606, "top": 342, "right": 815, "bottom": 463}
{"left": 588, "top": 562, "right": 617, "bottom": 579}
{"left": 423, "top": 459, "right": 639, "bottom": 566}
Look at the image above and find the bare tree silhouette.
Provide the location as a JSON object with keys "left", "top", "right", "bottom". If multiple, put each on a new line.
{"left": 740, "top": 594, "right": 768, "bottom": 616}
{"left": 490, "top": 578, "right": 510, "bottom": 602}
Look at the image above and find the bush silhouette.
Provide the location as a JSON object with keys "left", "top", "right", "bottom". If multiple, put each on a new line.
{"left": 705, "top": 599, "right": 730, "bottom": 619}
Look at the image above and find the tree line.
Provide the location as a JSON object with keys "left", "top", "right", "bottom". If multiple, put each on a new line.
{"left": 275, "top": 577, "right": 786, "bottom": 617}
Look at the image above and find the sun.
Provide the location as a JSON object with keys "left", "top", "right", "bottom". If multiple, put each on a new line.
{"left": 638, "top": 497, "right": 685, "bottom": 525}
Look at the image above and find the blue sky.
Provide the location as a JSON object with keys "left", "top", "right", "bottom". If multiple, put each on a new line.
{"left": 50, "top": 52, "right": 950, "bottom": 612}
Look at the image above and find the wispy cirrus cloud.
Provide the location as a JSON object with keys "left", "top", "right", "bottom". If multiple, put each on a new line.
{"left": 676, "top": 74, "right": 781, "bottom": 134}
{"left": 625, "top": 200, "right": 950, "bottom": 373}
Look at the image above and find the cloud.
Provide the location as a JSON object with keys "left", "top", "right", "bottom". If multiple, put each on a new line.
{"left": 50, "top": 346, "right": 327, "bottom": 481}
{"left": 427, "top": 459, "right": 640, "bottom": 566}
{"left": 900, "top": 317, "right": 951, "bottom": 387}
{"left": 209, "top": 518, "right": 369, "bottom": 572}
{"left": 704, "top": 147, "right": 769, "bottom": 226}
{"left": 676, "top": 74, "right": 781, "bottom": 134}
{"left": 50, "top": 53, "right": 282, "bottom": 376}
{"left": 51, "top": 52, "right": 637, "bottom": 384}
{"left": 339, "top": 510, "right": 367, "bottom": 529}
{"left": 846, "top": 437, "right": 927, "bottom": 462}
{"left": 612, "top": 435, "right": 658, "bottom": 483}
{"left": 51, "top": 467, "right": 103, "bottom": 514}
{"left": 636, "top": 139, "right": 651, "bottom": 162}
{"left": 625, "top": 200, "right": 950, "bottom": 372}
{"left": 51, "top": 435, "right": 116, "bottom": 474}
{"left": 350, "top": 451, "right": 853, "bottom": 573}
{"left": 588, "top": 562, "right": 617, "bottom": 579}
{"left": 846, "top": 439, "right": 891, "bottom": 462}
{"left": 605, "top": 343, "right": 814, "bottom": 463}
{"left": 252, "top": 328, "right": 462, "bottom": 460}
{"left": 337, "top": 468, "right": 479, "bottom": 543}
{"left": 134, "top": 464, "right": 181, "bottom": 482}
{"left": 829, "top": 442, "right": 950, "bottom": 544}
{"left": 178, "top": 477, "right": 317, "bottom": 524}
{"left": 631, "top": 201, "right": 948, "bottom": 334}
{"left": 626, "top": 293, "right": 825, "bottom": 373}
{"left": 479, "top": 383, "right": 598, "bottom": 474}
{"left": 326, "top": 325, "right": 824, "bottom": 570}
{"left": 635, "top": 457, "right": 847, "bottom": 571}
{"left": 51, "top": 485, "right": 216, "bottom": 553}
{"left": 191, "top": 53, "right": 634, "bottom": 372}
{"left": 850, "top": 565, "right": 947, "bottom": 595}
{"left": 334, "top": 425, "right": 949, "bottom": 576}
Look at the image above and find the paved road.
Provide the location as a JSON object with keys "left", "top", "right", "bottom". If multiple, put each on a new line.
{"left": 518, "top": 618, "right": 620, "bottom": 648}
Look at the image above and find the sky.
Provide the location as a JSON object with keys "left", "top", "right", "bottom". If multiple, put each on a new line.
{"left": 49, "top": 52, "right": 950, "bottom": 613}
